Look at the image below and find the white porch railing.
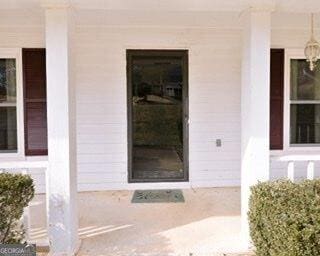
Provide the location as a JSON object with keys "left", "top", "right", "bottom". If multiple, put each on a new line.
{"left": 272, "top": 155, "right": 320, "bottom": 182}
{"left": 0, "top": 160, "right": 48, "bottom": 242}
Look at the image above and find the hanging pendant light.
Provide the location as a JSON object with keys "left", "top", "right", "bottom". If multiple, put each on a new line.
{"left": 305, "top": 13, "right": 320, "bottom": 71}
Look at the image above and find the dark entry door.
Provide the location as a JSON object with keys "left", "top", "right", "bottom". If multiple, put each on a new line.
{"left": 127, "top": 50, "right": 188, "bottom": 182}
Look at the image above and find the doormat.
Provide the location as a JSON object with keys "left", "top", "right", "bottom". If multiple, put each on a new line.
{"left": 131, "top": 189, "right": 185, "bottom": 203}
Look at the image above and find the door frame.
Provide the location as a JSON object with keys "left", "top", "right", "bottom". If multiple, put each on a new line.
{"left": 126, "top": 49, "right": 189, "bottom": 183}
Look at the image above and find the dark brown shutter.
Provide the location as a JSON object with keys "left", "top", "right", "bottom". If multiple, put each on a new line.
{"left": 270, "top": 49, "right": 284, "bottom": 150}
{"left": 23, "top": 48, "right": 48, "bottom": 156}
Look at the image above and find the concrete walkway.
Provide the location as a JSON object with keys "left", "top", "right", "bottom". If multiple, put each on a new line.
{"left": 29, "top": 187, "right": 251, "bottom": 256}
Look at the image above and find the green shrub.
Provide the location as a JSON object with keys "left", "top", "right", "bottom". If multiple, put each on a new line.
{"left": 249, "top": 180, "right": 320, "bottom": 256}
{"left": 133, "top": 104, "right": 182, "bottom": 147}
{"left": 0, "top": 172, "right": 35, "bottom": 243}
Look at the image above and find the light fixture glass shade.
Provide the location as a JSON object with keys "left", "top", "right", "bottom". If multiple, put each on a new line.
{"left": 305, "top": 37, "right": 320, "bottom": 71}
{"left": 305, "top": 13, "right": 320, "bottom": 71}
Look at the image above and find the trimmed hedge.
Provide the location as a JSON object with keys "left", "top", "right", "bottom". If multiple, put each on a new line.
{"left": 133, "top": 104, "right": 182, "bottom": 147}
{"left": 0, "top": 172, "right": 35, "bottom": 243}
{"left": 249, "top": 180, "right": 320, "bottom": 256}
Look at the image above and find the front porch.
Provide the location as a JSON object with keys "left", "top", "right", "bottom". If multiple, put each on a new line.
{"left": 1, "top": 0, "right": 320, "bottom": 254}
{"left": 30, "top": 187, "right": 244, "bottom": 256}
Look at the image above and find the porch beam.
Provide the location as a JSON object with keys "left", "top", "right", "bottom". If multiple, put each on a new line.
{"left": 241, "top": 6, "right": 273, "bottom": 247}
{"left": 44, "top": 3, "right": 79, "bottom": 255}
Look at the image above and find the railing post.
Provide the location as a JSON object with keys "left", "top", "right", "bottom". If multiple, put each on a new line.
{"left": 287, "top": 161, "right": 295, "bottom": 182}
{"left": 21, "top": 169, "right": 31, "bottom": 241}
{"left": 307, "top": 161, "right": 315, "bottom": 180}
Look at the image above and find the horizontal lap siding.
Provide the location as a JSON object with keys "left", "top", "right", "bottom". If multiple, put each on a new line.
{"left": 76, "top": 28, "right": 126, "bottom": 190}
{"left": 189, "top": 31, "right": 241, "bottom": 187}
{"left": 0, "top": 27, "right": 44, "bottom": 48}
{"left": 76, "top": 27, "right": 241, "bottom": 189}
{"left": 0, "top": 26, "right": 242, "bottom": 191}
{"left": 0, "top": 22, "right": 242, "bottom": 191}
{"left": 4, "top": 24, "right": 312, "bottom": 192}
{"left": 75, "top": 27, "right": 319, "bottom": 189}
{"left": 1, "top": 11, "right": 319, "bottom": 193}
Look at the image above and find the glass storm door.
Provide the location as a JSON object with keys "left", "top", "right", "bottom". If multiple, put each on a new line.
{"left": 127, "top": 50, "right": 188, "bottom": 182}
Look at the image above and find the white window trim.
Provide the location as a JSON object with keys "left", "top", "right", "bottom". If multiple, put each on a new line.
{"left": 283, "top": 48, "right": 320, "bottom": 152}
{"left": 0, "top": 48, "right": 25, "bottom": 159}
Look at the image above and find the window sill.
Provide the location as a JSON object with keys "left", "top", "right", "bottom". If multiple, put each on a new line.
{"left": 0, "top": 152, "right": 25, "bottom": 160}
{"left": 26, "top": 155, "right": 48, "bottom": 161}
{"left": 270, "top": 148, "right": 320, "bottom": 157}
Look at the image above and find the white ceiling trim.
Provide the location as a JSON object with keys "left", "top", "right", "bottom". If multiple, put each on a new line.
{"left": 0, "top": 0, "right": 319, "bottom": 14}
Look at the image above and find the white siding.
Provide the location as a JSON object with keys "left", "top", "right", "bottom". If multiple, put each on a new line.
{"left": 75, "top": 26, "right": 242, "bottom": 190}
{"left": 0, "top": 10, "right": 319, "bottom": 193}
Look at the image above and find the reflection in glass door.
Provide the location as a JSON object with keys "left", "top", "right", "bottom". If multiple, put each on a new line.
{"left": 127, "top": 50, "right": 188, "bottom": 182}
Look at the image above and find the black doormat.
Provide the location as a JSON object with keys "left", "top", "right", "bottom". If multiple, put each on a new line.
{"left": 131, "top": 189, "right": 185, "bottom": 203}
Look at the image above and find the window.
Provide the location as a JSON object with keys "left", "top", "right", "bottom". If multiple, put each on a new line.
{"left": 0, "top": 48, "right": 47, "bottom": 157}
{"left": 0, "top": 58, "right": 18, "bottom": 153}
{"left": 290, "top": 59, "right": 320, "bottom": 145}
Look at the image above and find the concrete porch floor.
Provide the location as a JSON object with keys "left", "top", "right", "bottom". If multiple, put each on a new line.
{"left": 30, "top": 187, "right": 251, "bottom": 256}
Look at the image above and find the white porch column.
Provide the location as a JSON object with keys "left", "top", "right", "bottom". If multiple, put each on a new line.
{"left": 241, "top": 6, "right": 273, "bottom": 247}
{"left": 44, "top": 2, "right": 79, "bottom": 255}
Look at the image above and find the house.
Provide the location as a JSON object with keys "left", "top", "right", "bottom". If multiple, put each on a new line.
{"left": 165, "top": 82, "right": 182, "bottom": 97}
{"left": 1, "top": 0, "right": 320, "bottom": 255}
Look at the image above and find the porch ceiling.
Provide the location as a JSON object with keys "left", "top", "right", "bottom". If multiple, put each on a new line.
{"left": 0, "top": 8, "right": 320, "bottom": 30}
{"left": 0, "top": 0, "right": 319, "bottom": 14}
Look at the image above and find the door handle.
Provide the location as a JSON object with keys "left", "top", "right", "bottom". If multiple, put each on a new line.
{"left": 185, "top": 115, "right": 189, "bottom": 124}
